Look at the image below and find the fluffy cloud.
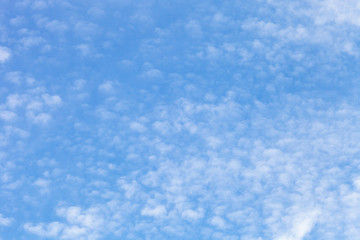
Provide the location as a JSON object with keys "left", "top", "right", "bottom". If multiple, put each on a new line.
{"left": 0, "top": 111, "right": 17, "bottom": 121}
{"left": 4, "top": 0, "right": 360, "bottom": 240}
{"left": 0, "top": 214, "right": 13, "bottom": 227}
{"left": 24, "top": 222, "right": 63, "bottom": 237}
{"left": 25, "top": 206, "right": 105, "bottom": 240}
{"left": 42, "top": 94, "right": 62, "bottom": 106}
{"left": 141, "top": 205, "right": 167, "bottom": 218}
{"left": 0, "top": 47, "right": 11, "bottom": 63}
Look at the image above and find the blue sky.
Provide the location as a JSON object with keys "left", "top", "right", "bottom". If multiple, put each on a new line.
{"left": 1, "top": 0, "right": 360, "bottom": 239}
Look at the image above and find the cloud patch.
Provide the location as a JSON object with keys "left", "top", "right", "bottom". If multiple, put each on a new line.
{"left": 0, "top": 47, "right": 11, "bottom": 63}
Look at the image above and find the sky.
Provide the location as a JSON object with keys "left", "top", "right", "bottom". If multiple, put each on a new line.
{"left": 1, "top": 0, "right": 360, "bottom": 239}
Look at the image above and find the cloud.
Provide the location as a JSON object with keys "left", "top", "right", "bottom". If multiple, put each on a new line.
{"left": 10, "top": 16, "right": 26, "bottom": 26}
{"left": 45, "top": 20, "right": 68, "bottom": 33}
{"left": 34, "top": 178, "right": 51, "bottom": 194}
{"left": 26, "top": 100, "right": 43, "bottom": 111}
{"left": 2, "top": 80, "right": 63, "bottom": 128}
{"left": 42, "top": 94, "right": 62, "bottom": 106}
{"left": 34, "top": 178, "right": 50, "bottom": 188}
{"left": 20, "top": 36, "right": 45, "bottom": 48}
{"left": 141, "top": 68, "right": 163, "bottom": 79}
{"left": 95, "top": 107, "right": 116, "bottom": 120}
{"left": 210, "top": 216, "right": 227, "bottom": 229}
{"left": 312, "top": 0, "right": 360, "bottom": 27}
{"left": 56, "top": 206, "right": 104, "bottom": 229}
{"left": 24, "top": 222, "right": 63, "bottom": 237}
{"left": 185, "top": 20, "right": 203, "bottom": 38}
{"left": 0, "top": 47, "right": 11, "bottom": 63}
{"left": 6, "top": 94, "right": 24, "bottom": 109}
{"left": 275, "top": 209, "right": 320, "bottom": 240}
{"left": 152, "top": 121, "right": 171, "bottom": 135}
{"left": 76, "top": 44, "right": 92, "bottom": 56}
{"left": 32, "top": 0, "right": 48, "bottom": 10}
{"left": 6, "top": 1, "right": 360, "bottom": 240}
{"left": 5, "top": 72, "right": 21, "bottom": 84}
{"left": 28, "top": 112, "right": 52, "bottom": 124}
{"left": 61, "top": 225, "right": 87, "bottom": 239}
{"left": 98, "top": 81, "right": 115, "bottom": 93}
{"left": 141, "top": 205, "right": 167, "bottom": 218}
{"left": 25, "top": 206, "right": 106, "bottom": 240}
{"left": 87, "top": 7, "right": 105, "bottom": 17}
{"left": 0, "top": 214, "right": 13, "bottom": 227}
{"left": 0, "top": 111, "right": 17, "bottom": 121}
{"left": 74, "top": 22, "right": 99, "bottom": 38}
{"left": 130, "top": 122, "right": 147, "bottom": 132}
{"left": 72, "top": 79, "right": 86, "bottom": 91}
{"left": 181, "top": 208, "right": 204, "bottom": 221}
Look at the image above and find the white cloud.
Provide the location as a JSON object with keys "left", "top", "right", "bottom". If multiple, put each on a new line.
{"left": 6, "top": 94, "right": 24, "bottom": 109}
{"left": 74, "top": 22, "right": 99, "bottom": 38}
{"left": 210, "top": 216, "right": 227, "bottom": 229}
{"left": 95, "top": 107, "right": 116, "bottom": 120}
{"left": 57, "top": 206, "right": 104, "bottom": 229}
{"left": 240, "top": 0, "right": 360, "bottom": 56}
{"left": 27, "top": 100, "right": 43, "bottom": 111}
{"left": 0, "top": 111, "right": 17, "bottom": 121}
{"left": 206, "top": 45, "right": 223, "bottom": 60}
{"left": 275, "top": 209, "right": 320, "bottom": 240}
{"left": 117, "top": 179, "right": 139, "bottom": 199}
{"left": 20, "top": 90, "right": 360, "bottom": 239}
{"left": 87, "top": 7, "right": 105, "bottom": 17}
{"left": 98, "top": 81, "right": 115, "bottom": 93}
{"left": 73, "top": 79, "right": 86, "bottom": 90}
{"left": 34, "top": 178, "right": 51, "bottom": 194}
{"left": 10, "top": 16, "right": 26, "bottom": 25}
{"left": 32, "top": 0, "right": 48, "bottom": 10}
{"left": 76, "top": 44, "right": 92, "bottom": 56}
{"left": 20, "top": 36, "right": 45, "bottom": 48}
{"left": 182, "top": 208, "right": 204, "bottom": 221}
{"left": 312, "top": 0, "right": 360, "bottom": 27}
{"left": 0, "top": 214, "right": 13, "bottom": 227}
{"left": 141, "top": 205, "right": 167, "bottom": 218}
{"left": 0, "top": 47, "right": 11, "bottom": 63}
{"left": 5, "top": 72, "right": 21, "bottom": 84}
{"left": 206, "top": 136, "right": 222, "bottom": 148}
{"left": 24, "top": 222, "right": 63, "bottom": 237}
{"left": 37, "top": 158, "right": 57, "bottom": 167}
{"left": 141, "top": 68, "right": 163, "bottom": 79}
{"left": 34, "top": 178, "right": 50, "bottom": 188}
{"left": 61, "top": 225, "right": 87, "bottom": 239}
{"left": 353, "top": 177, "right": 360, "bottom": 190}
{"left": 130, "top": 122, "right": 147, "bottom": 132}
{"left": 28, "top": 112, "right": 52, "bottom": 124}
{"left": 185, "top": 20, "right": 203, "bottom": 38}
{"left": 152, "top": 121, "right": 171, "bottom": 135}
{"left": 45, "top": 20, "right": 68, "bottom": 32}
{"left": 26, "top": 205, "right": 106, "bottom": 240}
{"left": 42, "top": 94, "right": 62, "bottom": 106}
{"left": 9, "top": 2, "right": 360, "bottom": 240}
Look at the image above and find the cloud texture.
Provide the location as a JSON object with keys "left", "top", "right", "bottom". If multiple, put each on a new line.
{"left": 1, "top": 0, "right": 360, "bottom": 239}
